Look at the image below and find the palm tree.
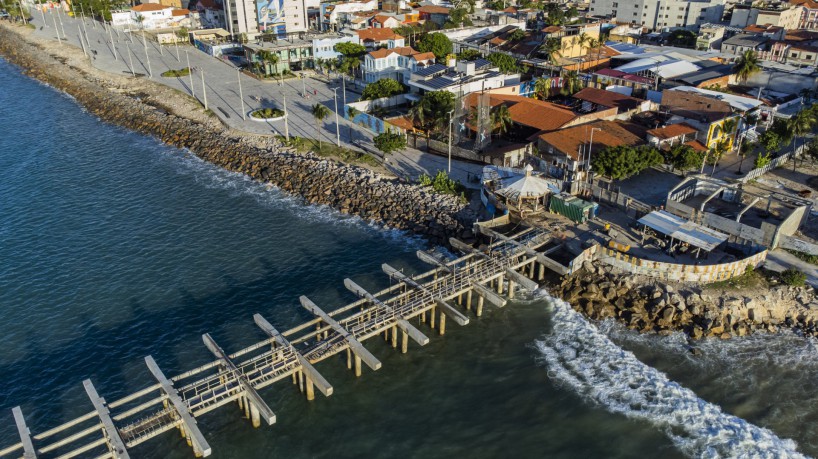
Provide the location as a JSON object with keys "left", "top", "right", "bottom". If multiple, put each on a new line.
{"left": 533, "top": 77, "right": 552, "bottom": 100}
{"left": 408, "top": 103, "right": 426, "bottom": 132}
{"left": 312, "top": 103, "right": 330, "bottom": 151}
{"left": 540, "top": 37, "right": 562, "bottom": 63}
{"left": 707, "top": 138, "right": 730, "bottom": 176}
{"left": 586, "top": 37, "right": 601, "bottom": 68}
{"left": 347, "top": 106, "right": 360, "bottom": 141}
{"left": 490, "top": 104, "right": 513, "bottom": 139}
{"left": 721, "top": 117, "right": 738, "bottom": 150}
{"left": 562, "top": 70, "right": 582, "bottom": 95}
{"left": 786, "top": 107, "right": 816, "bottom": 169}
{"left": 575, "top": 32, "right": 590, "bottom": 56}
{"left": 733, "top": 50, "right": 761, "bottom": 84}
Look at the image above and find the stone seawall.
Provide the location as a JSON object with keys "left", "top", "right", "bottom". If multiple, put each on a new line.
{"left": 554, "top": 262, "right": 818, "bottom": 341}
{"left": 0, "top": 25, "right": 475, "bottom": 245}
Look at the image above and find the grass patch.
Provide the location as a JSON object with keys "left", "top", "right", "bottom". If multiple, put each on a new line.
{"left": 785, "top": 249, "right": 818, "bottom": 265}
{"left": 250, "top": 108, "right": 284, "bottom": 119}
{"left": 161, "top": 67, "right": 190, "bottom": 77}
{"left": 706, "top": 266, "right": 770, "bottom": 290}
{"left": 418, "top": 170, "right": 467, "bottom": 203}
{"left": 275, "top": 135, "right": 381, "bottom": 167}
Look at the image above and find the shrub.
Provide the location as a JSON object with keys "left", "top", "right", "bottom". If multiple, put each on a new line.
{"left": 780, "top": 268, "right": 807, "bottom": 287}
{"left": 161, "top": 68, "right": 191, "bottom": 77}
{"left": 250, "top": 108, "right": 285, "bottom": 119}
{"left": 418, "top": 170, "right": 465, "bottom": 196}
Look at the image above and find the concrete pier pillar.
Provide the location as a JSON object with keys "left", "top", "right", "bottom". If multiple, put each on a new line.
{"left": 529, "top": 261, "right": 536, "bottom": 278}
{"left": 477, "top": 295, "right": 484, "bottom": 317}
{"left": 401, "top": 330, "right": 408, "bottom": 353}
{"left": 305, "top": 377, "right": 315, "bottom": 401}
{"left": 466, "top": 289, "right": 473, "bottom": 311}
{"left": 497, "top": 274, "right": 504, "bottom": 294}
{"left": 457, "top": 293, "right": 463, "bottom": 305}
{"left": 430, "top": 306, "right": 436, "bottom": 329}
{"left": 292, "top": 372, "right": 298, "bottom": 385}
{"left": 238, "top": 395, "right": 244, "bottom": 411}
{"left": 355, "top": 355, "right": 362, "bottom": 377}
{"left": 391, "top": 325, "right": 398, "bottom": 349}
{"left": 508, "top": 280, "right": 515, "bottom": 299}
{"left": 180, "top": 424, "right": 186, "bottom": 439}
{"left": 421, "top": 309, "right": 426, "bottom": 323}
{"left": 539, "top": 263, "right": 545, "bottom": 280}
{"left": 298, "top": 370, "right": 305, "bottom": 393}
{"left": 244, "top": 396, "right": 250, "bottom": 419}
{"left": 250, "top": 403, "right": 260, "bottom": 428}
{"left": 439, "top": 312, "right": 446, "bottom": 335}
{"left": 347, "top": 348, "right": 352, "bottom": 369}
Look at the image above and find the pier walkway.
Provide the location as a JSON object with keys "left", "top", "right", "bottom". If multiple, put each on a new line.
{"left": 0, "top": 228, "right": 554, "bottom": 459}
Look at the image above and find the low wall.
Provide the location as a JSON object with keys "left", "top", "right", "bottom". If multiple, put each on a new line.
{"left": 595, "top": 246, "right": 768, "bottom": 283}
{"left": 779, "top": 235, "right": 818, "bottom": 255}
{"left": 739, "top": 143, "right": 804, "bottom": 183}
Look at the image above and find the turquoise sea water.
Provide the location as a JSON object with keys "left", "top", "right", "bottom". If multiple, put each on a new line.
{"left": 0, "top": 57, "right": 816, "bottom": 458}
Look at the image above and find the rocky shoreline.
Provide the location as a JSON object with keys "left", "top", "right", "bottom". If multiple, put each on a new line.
{"left": 554, "top": 261, "right": 818, "bottom": 341}
{"left": 0, "top": 25, "right": 475, "bottom": 245}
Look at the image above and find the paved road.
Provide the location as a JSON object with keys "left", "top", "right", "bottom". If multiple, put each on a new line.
{"left": 764, "top": 249, "right": 818, "bottom": 287}
{"left": 27, "top": 10, "right": 485, "bottom": 187}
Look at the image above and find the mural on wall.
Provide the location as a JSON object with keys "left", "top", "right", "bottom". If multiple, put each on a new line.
{"left": 257, "top": 0, "right": 286, "bottom": 35}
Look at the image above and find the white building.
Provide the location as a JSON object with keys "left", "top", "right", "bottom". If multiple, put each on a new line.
{"left": 588, "top": 0, "right": 725, "bottom": 31}
{"left": 313, "top": 34, "right": 358, "bottom": 60}
{"left": 407, "top": 60, "right": 520, "bottom": 97}
{"left": 362, "top": 46, "right": 435, "bottom": 83}
{"left": 131, "top": 3, "right": 174, "bottom": 29}
{"left": 320, "top": 0, "right": 378, "bottom": 31}
{"left": 730, "top": 4, "right": 803, "bottom": 30}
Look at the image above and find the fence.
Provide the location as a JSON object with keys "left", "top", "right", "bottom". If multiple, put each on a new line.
{"left": 595, "top": 246, "right": 769, "bottom": 283}
{"left": 739, "top": 143, "right": 805, "bottom": 183}
{"left": 589, "top": 183, "right": 653, "bottom": 218}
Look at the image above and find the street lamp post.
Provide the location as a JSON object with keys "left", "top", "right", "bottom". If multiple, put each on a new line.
{"left": 127, "top": 44, "right": 135, "bottom": 76}
{"left": 447, "top": 109, "right": 454, "bottom": 173}
{"left": 200, "top": 68, "right": 208, "bottom": 110}
{"left": 186, "top": 50, "right": 194, "bottom": 98}
{"left": 237, "top": 68, "right": 246, "bottom": 120}
{"left": 142, "top": 29, "right": 152, "bottom": 77}
{"left": 174, "top": 37, "right": 179, "bottom": 62}
{"left": 51, "top": 11, "right": 61, "bottom": 44}
{"left": 342, "top": 76, "right": 346, "bottom": 108}
{"left": 332, "top": 88, "right": 340, "bottom": 147}
{"left": 108, "top": 21, "right": 117, "bottom": 60}
{"left": 283, "top": 95, "right": 290, "bottom": 141}
{"left": 17, "top": 0, "right": 27, "bottom": 25}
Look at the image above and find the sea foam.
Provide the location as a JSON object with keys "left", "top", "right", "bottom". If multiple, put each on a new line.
{"left": 534, "top": 292, "right": 806, "bottom": 458}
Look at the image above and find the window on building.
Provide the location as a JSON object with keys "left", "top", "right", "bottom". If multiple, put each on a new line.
{"left": 807, "top": 55, "right": 814, "bottom": 59}
{"left": 792, "top": 52, "right": 798, "bottom": 58}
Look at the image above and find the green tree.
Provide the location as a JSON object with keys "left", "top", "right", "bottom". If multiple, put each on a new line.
{"left": 508, "top": 29, "right": 526, "bottom": 42}
{"left": 754, "top": 152, "right": 772, "bottom": 169}
{"left": 334, "top": 42, "right": 366, "bottom": 57}
{"left": 540, "top": 37, "right": 562, "bottom": 63}
{"left": 417, "top": 33, "right": 453, "bottom": 60}
{"left": 707, "top": 138, "right": 730, "bottom": 176}
{"left": 374, "top": 131, "right": 407, "bottom": 154}
{"left": 733, "top": 50, "right": 761, "bottom": 84}
{"left": 490, "top": 104, "right": 513, "bottom": 138}
{"left": 759, "top": 130, "right": 782, "bottom": 154}
{"left": 591, "top": 145, "right": 663, "bottom": 180}
{"left": 561, "top": 70, "right": 582, "bottom": 95}
{"left": 444, "top": 7, "right": 473, "bottom": 28}
{"left": 667, "top": 144, "right": 705, "bottom": 171}
{"left": 486, "top": 52, "right": 519, "bottom": 74}
{"left": 176, "top": 27, "right": 189, "bottom": 41}
{"left": 408, "top": 91, "right": 455, "bottom": 134}
{"left": 458, "top": 48, "right": 482, "bottom": 61}
{"left": 257, "top": 50, "right": 280, "bottom": 80}
{"left": 533, "top": 77, "right": 553, "bottom": 100}
{"left": 360, "top": 78, "right": 407, "bottom": 100}
{"left": 311, "top": 104, "right": 331, "bottom": 151}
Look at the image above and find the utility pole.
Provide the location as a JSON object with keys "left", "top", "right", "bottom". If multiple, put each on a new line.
{"left": 342, "top": 76, "right": 346, "bottom": 108}
{"left": 108, "top": 21, "right": 117, "bottom": 60}
{"left": 37, "top": 0, "right": 45, "bottom": 26}
{"left": 283, "top": 95, "right": 290, "bottom": 141}
{"left": 201, "top": 68, "right": 208, "bottom": 110}
{"left": 52, "top": 11, "right": 61, "bottom": 44}
{"left": 17, "top": 0, "right": 27, "bottom": 25}
{"left": 142, "top": 28, "right": 152, "bottom": 77}
{"left": 127, "top": 44, "right": 135, "bottom": 76}
{"left": 57, "top": 7, "right": 66, "bottom": 39}
{"left": 89, "top": 4, "right": 96, "bottom": 28}
{"left": 174, "top": 37, "right": 179, "bottom": 62}
{"left": 447, "top": 109, "right": 454, "bottom": 173}
{"left": 237, "top": 68, "right": 246, "bottom": 120}
{"left": 186, "top": 50, "right": 194, "bottom": 98}
{"left": 333, "top": 88, "right": 340, "bottom": 146}
{"left": 587, "top": 127, "right": 601, "bottom": 186}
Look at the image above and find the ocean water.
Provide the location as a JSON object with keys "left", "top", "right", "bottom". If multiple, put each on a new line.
{"left": 0, "top": 56, "right": 815, "bottom": 458}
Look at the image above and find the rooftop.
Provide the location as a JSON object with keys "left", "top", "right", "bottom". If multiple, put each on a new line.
{"left": 646, "top": 123, "right": 698, "bottom": 140}
{"left": 132, "top": 3, "right": 169, "bottom": 11}
{"left": 572, "top": 87, "right": 643, "bottom": 112}
{"left": 722, "top": 34, "right": 770, "bottom": 47}
{"left": 537, "top": 120, "right": 646, "bottom": 160}
{"left": 356, "top": 27, "right": 403, "bottom": 41}
{"left": 465, "top": 93, "right": 578, "bottom": 133}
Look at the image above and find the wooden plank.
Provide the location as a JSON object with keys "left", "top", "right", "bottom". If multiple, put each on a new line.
{"left": 144, "top": 356, "right": 212, "bottom": 457}
{"left": 12, "top": 407, "right": 36, "bottom": 459}
{"left": 449, "top": 238, "right": 489, "bottom": 258}
{"left": 505, "top": 268, "right": 539, "bottom": 291}
{"left": 382, "top": 263, "right": 469, "bottom": 326}
{"left": 82, "top": 380, "right": 130, "bottom": 459}
{"left": 201, "top": 334, "right": 276, "bottom": 426}
{"left": 343, "top": 278, "right": 429, "bottom": 345}
{"left": 471, "top": 282, "right": 507, "bottom": 308}
{"left": 476, "top": 226, "right": 552, "bottom": 266}
{"left": 299, "top": 296, "right": 382, "bottom": 371}
{"left": 415, "top": 251, "right": 453, "bottom": 273}
{"left": 253, "top": 314, "right": 333, "bottom": 397}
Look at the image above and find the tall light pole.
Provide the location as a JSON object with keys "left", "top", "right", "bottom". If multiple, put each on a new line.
{"left": 332, "top": 88, "right": 340, "bottom": 147}
{"left": 302, "top": 75, "right": 306, "bottom": 97}
{"left": 51, "top": 11, "right": 61, "bottom": 44}
{"left": 17, "top": 0, "right": 27, "bottom": 25}
{"left": 186, "top": 50, "right": 194, "bottom": 98}
{"left": 283, "top": 95, "right": 290, "bottom": 141}
{"left": 174, "top": 36, "right": 179, "bottom": 62}
{"left": 447, "top": 109, "right": 454, "bottom": 173}
{"left": 237, "top": 68, "right": 246, "bottom": 120}
{"left": 587, "top": 127, "right": 601, "bottom": 186}
{"left": 57, "top": 7, "right": 66, "bottom": 39}
{"left": 200, "top": 68, "right": 208, "bottom": 110}
{"left": 142, "top": 28, "right": 152, "bottom": 77}
{"left": 127, "top": 44, "right": 135, "bottom": 76}
{"left": 342, "top": 76, "right": 346, "bottom": 108}
{"left": 37, "top": 0, "right": 45, "bottom": 26}
{"left": 108, "top": 20, "right": 117, "bottom": 60}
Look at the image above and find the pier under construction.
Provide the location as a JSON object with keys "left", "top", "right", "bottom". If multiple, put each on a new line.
{"left": 0, "top": 226, "right": 563, "bottom": 459}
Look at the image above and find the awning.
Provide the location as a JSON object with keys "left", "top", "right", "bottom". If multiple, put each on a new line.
{"left": 638, "top": 210, "right": 728, "bottom": 252}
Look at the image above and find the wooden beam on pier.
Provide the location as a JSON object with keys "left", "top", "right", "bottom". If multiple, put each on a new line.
{"left": 471, "top": 282, "right": 507, "bottom": 308}
{"left": 476, "top": 226, "right": 549, "bottom": 264}
{"left": 253, "top": 314, "right": 333, "bottom": 397}
{"left": 82, "top": 380, "right": 131, "bottom": 459}
{"left": 382, "top": 263, "right": 469, "bottom": 326}
{"left": 505, "top": 268, "right": 539, "bottom": 292}
{"left": 201, "top": 334, "right": 276, "bottom": 426}
{"left": 12, "top": 407, "right": 36, "bottom": 459}
{"left": 299, "top": 296, "right": 382, "bottom": 371}
{"left": 343, "top": 278, "right": 430, "bottom": 346}
{"left": 449, "top": 238, "right": 489, "bottom": 258}
{"left": 144, "top": 356, "right": 212, "bottom": 458}
{"left": 415, "top": 250, "right": 453, "bottom": 274}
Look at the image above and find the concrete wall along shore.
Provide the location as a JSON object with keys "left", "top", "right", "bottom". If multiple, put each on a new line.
{"left": 0, "top": 26, "right": 475, "bottom": 245}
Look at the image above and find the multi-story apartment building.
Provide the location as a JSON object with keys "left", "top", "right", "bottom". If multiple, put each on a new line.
{"left": 730, "top": 4, "right": 803, "bottom": 30}
{"left": 588, "top": 0, "right": 724, "bottom": 31}
{"left": 789, "top": 0, "right": 818, "bottom": 30}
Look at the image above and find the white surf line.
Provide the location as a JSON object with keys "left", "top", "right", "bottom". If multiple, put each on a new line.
{"left": 534, "top": 293, "right": 806, "bottom": 459}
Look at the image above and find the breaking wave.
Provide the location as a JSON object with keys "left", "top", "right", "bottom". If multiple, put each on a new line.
{"left": 534, "top": 292, "right": 806, "bottom": 458}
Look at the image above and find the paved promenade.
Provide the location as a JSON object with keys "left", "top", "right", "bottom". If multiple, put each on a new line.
{"left": 26, "top": 10, "right": 484, "bottom": 187}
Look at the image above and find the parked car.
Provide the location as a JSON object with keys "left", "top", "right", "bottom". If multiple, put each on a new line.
{"left": 0, "top": 10, "right": 11, "bottom": 19}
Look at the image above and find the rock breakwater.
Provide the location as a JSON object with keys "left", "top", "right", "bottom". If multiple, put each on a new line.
{"left": 0, "top": 25, "right": 475, "bottom": 245}
{"left": 554, "top": 261, "right": 818, "bottom": 340}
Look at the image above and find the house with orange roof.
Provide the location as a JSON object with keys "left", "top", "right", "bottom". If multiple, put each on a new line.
{"left": 353, "top": 27, "right": 405, "bottom": 49}
{"left": 370, "top": 14, "right": 401, "bottom": 28}
{"left": 417, "top": 5, "right": 450, "bottom": 27}
{"left": 363, "top": 46, "right": 435, "bottom": 83}
{"left": 129, "top": 3, "right": 183, "bottom": 29}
